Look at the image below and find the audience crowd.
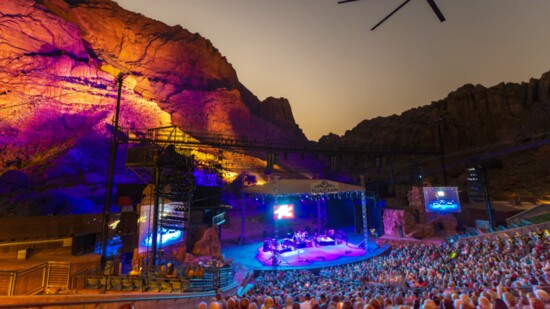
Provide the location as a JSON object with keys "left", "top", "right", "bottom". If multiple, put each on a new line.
{"left": 199, "top": 229, "right": 550, "bottom": 309}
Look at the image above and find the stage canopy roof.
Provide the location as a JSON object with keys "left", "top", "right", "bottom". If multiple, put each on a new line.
{"left": 242, "top": 179, "right": 364, "bottom": 196}
{"left": 240, "top": 179, "right": 371, "bottom": 250}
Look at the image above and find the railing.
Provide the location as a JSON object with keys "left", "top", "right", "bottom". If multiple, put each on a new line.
{"left": 0, "top": 282, "right": 240, "bottom": 308}
{"left": 13, "top": 262, "right": 46, "bottom": 295}
{"left": 0, "top": 263, "right": 45, "bottom": 296}
{"left": 80, "top": 266, "right": 235, "bottom": 294}
{"left": 0, "top": 272, "right": 15, "bottom": 296}
{"left": 1, "top": 262, "right": 233, "bottom": 296}
{"left": 0, "top": 261, "right": 70, "bottom": 296}
{"left": 70, "top": 266, "right": 97, "bottom": 290}
{"left": 458, "top": 221, "right": 550, "bottom": 241}
{"left": 507, "top": 203, "right": 550, "bottom": 226}
{"left": 136, "top": 125, "right": 438, "bottom": 156}
{"left": 219, "top": 267, "right": 234, "bottom": 288}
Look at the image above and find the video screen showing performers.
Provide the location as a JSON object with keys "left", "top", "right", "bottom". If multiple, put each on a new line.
{"left": 273, "top": 204, "right": 295, "bottom": 220}
{"left": 138, "top": 203, "right": 184, "bottom": 253}
{"left": 423, "top": 187, "right": 461, "bottom": 213}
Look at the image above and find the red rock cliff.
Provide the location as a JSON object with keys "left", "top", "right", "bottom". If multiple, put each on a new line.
{"left": 0, "top": 0, "right": 307, "bottom": 215}
{"left": 321, "top": 71, "right": 550, "bottom": 199}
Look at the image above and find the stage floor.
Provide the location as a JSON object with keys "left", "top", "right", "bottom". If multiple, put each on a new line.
{"left": 222, "top": 234, "right": 389, "bottom": 271}
{"left": 219, "top": 209, "right": 389, "bottom": 271}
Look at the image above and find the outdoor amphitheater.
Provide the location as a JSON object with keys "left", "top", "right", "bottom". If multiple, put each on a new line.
{"left": 1, "top": 1, "right": 550, "bottom": 308}
{"left": 0, "top": 190, "right": 549, "bottom": 308}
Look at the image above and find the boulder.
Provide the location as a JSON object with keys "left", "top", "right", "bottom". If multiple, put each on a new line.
{"left": 382, "top": 209, "right": 416, "bottom": 237}
{"left": 192, "top": 226, "right": 221, "bottom": 258}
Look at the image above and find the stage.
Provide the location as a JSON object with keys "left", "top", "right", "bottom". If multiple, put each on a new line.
{"left": 258, "top": 242, "right": 367, "bottom": 267}
{"left": 239, "top": 179, "right": 377, "bottom": 270}
{"left": 222, "top": 233, "right": 389, "bottom": 271}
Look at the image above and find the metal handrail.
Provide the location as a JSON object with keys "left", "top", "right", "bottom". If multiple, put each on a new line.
{"left": 0, "top": 283, "right": 240, "bottom": 309}
{"left": 136, "top": 125, "right": 439, "bottom": 156}
{"left": 77, "top": 265, "right": 234, "bottom": 293}
{"left": 0, "top": 237, "right": 72, "bottom": 248}
{"left": 6, "top": 262, "right": 48, "bottom": 296}
{"left": 507, "top": 203, "right": 550, "bottom": 225}
{"left": 458, "top": 221, "right": 550, "bottom": 241}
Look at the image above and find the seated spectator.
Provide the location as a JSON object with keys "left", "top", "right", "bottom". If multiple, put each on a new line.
{"left": 166, "top": 262, "right": 176, "bottom": 278}
{"left": 533, "top": 288, "right": 549, "bottom": 304}
{"left": 477, "top": 296, "right": 492, "bottom": 309}
{"left": 223, "top": 228, "right": 548, "bottom": 309}
{"left": 196, "top": 264, "right": 205, "bottom": 279}
{"left": 197, "top": 302, "right": 207, "bottom": 309}
{"left": 186, "top": 265, "right": 195, "bottom": 278}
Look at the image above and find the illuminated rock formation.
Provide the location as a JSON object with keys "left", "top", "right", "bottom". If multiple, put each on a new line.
{"left": 0, "top": 0, "right": 308, "bottom": 215}
{"left": 1, "top": 0, "right": 548, "bottom": 216}
{"left": 192, "top": 226, "right": 221, "bottom": 258}
{"left": 382, "top": 209, "right": 415, "bottom": 237}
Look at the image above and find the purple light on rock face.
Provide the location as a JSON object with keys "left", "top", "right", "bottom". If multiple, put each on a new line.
{"left": 193, "top": 169, "right": 222, "bottom": 187}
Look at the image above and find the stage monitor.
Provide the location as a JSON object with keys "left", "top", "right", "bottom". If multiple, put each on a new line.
{"left": 273, "top": 204, "right": 295, "bottom": 220}
{"left": 423, "top": 187, "right": 461, "bottom": 213}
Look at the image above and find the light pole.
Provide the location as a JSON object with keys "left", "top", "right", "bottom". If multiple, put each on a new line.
{"left": 101, "top": 73, "right": 124, "bottom": 271}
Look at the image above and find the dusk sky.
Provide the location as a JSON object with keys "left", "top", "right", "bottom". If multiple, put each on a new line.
{"left": 114, "top": 0, "right": 550, "bottom": 141}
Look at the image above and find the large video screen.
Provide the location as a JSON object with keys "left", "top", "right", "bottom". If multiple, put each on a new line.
{"left": 138, "top": 203, "right": 184, "bottom": 253}
{"left": 423, "top": 187, "right": 461, "bottom": 213}
{"left": 273, "top": 204, "right": 295, "bottom": 220}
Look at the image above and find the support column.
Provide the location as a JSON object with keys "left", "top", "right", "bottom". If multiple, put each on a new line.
{"left": 151, "top": 167, "right": 161, "bottom": 267}
{"left": 274, "top": 195, "right": 279, "bottom": 240}
{"left": 273, "top": 177, "right": 280, "bottom": 240}
{"left": 481, "top": 167, "right": 495, "bottom": 229}
{"left": 317, "top": 199, "right": 321, "bottom": 235}
{"left": 101, "top": 73, "right": 124, "bottom": 269}
{"left": 239, "top": 190, "right": 246, "bottom": 245}
{"left": 353, "top": 199, "right": 358, "bottom": 233}
{"left": 361, "top": 192, "right": 369, "bottom": 251}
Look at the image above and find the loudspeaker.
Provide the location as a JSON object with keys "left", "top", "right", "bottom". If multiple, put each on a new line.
{"left": 191, "top": 186, "right": 222, "bottom": 207}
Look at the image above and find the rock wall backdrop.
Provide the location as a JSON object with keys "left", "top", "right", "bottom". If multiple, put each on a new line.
{"left": 1, "top": 0, "right": 549, "bottom": 216}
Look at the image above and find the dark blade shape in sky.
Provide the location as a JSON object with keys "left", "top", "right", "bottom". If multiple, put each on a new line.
{"left": 371, "top": 0, "right": 411, "bottom": 31}
{"left": 426, "top": 0, "right": 446, "bottom": 22}
{"left": 338, "top": 0, "right": 361, "bottom": 4}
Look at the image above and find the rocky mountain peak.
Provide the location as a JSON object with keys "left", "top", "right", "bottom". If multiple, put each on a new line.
{"left": 0, "top": 0, "right": 307, "bottom": 215}
{"left": 322, "top": 70, "right": 550, "bottom": 199}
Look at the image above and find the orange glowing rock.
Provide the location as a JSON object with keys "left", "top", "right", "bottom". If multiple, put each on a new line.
{"left": 0, "top": 0, "right": 308, "bottom": 215}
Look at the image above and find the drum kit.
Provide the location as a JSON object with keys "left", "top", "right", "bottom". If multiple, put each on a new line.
{"left": 263, "top": 238, "right": 293, "bottom": 253}
{"left": 263, "top": 228, "right": 347, "bottom": 254}
{"left": 292, "top": 230, "right": 311, "bottom": 248}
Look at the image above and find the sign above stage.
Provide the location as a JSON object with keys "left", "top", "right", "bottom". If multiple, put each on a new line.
{"left": 310, "top": 180, "right": 339, "bottom": 195}
{"left": 242, "top": 178, "right": 363, "bottom": 197}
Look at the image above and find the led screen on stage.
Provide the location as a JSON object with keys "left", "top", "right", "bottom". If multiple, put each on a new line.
{"left": 273, "top": 204, "right": 295, "bottom": 220}
{"left": 423, "top": 187, "right": 461, "bottom": 213}
{"left": 138, "top": 203, "right": 184, "bottom": 253}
